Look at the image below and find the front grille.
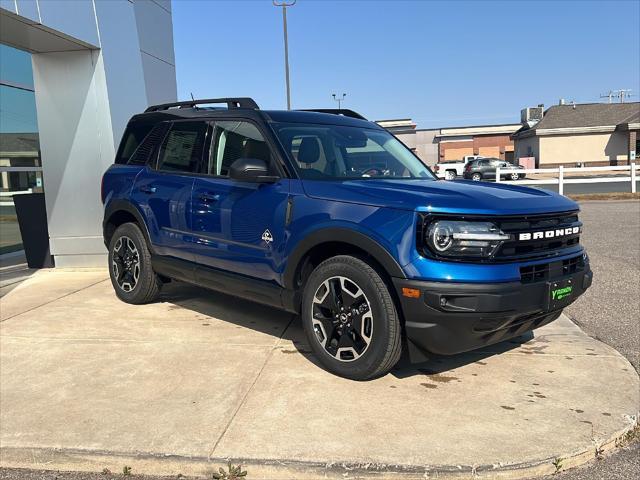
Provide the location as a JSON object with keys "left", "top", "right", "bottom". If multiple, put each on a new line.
{"left": 495, "top": 211, "right": 582, "bottom": 261}
{"left": 520, "top": 254, "right": 585, "bottom": 284}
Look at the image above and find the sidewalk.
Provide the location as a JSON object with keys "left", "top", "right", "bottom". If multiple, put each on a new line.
{"left": 1, "top": 270, "right": 638, "bottom": 479}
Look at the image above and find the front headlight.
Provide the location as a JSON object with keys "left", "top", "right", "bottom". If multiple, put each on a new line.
{"left": 425, "top": 220, "right": 510, "bottom": 258}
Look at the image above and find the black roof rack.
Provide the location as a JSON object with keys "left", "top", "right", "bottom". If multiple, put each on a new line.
{"left": 145, "top": 97, "right": 259, "bottom": 113}
{"left": 299, "top": 109, "right": 367, "bottom": 120}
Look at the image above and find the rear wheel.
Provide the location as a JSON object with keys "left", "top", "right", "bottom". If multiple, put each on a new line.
{"left": 301, "top": 255, "right": 402, "bottom": 380}
{"left": 472, "top": 172, "right": 482, "bottom": 181}
{"left": 108, "top": 222, "right": 161, "bottom": 304}
{"left": 444, "top": 170, "right": 456, "bottom": 181}
{"left": 510, "top": 172, "right": 520, "bottom": 181}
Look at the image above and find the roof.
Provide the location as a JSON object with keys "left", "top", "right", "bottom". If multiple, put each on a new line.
{"left": 436, "top": 123, "right": 521, "bottom": 138}
{"left": 129, "top": 108, "right": 379, "bottom": 129}
{"left": 0, "top": 132, "right": 39, "bottom": 154}
{"left": 513, "top": 102, "right": 640, "bottom": 138}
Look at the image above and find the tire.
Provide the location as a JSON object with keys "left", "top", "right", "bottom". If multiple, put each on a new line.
{"left": 301, "top": 255, "right": 402, "bottom": 380}
{"left": 108, "top": 222, "right": 161, "bottom": 304}
{"left": 444, "top": 170, "right": 456, "bottom": 181}
{"left": 510, "top": 172, "right": 520, "bottom": 181}
{"left": 472, "top": 172, "right": 482, "bottom": 181}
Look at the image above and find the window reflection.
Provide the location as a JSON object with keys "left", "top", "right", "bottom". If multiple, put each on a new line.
{"left": 0, "top": 44, "right": 41, "bottom": 255}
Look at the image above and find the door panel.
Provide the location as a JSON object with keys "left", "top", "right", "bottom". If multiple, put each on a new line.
{"left": 131, "top": 170, "right": 195, "bottom": 261}
{"left": 189, "top": 119, "right": 289, "bottom": 283}
{"left": 130, "top": 120, "right": 208, "bottom": 262}
{"left": 191, "top": 178, "right": 289, "bottom": 282}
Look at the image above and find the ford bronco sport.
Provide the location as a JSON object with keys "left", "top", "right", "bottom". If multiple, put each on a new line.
{"left": 102, "top": 97, "right": 592, "bottom": 380}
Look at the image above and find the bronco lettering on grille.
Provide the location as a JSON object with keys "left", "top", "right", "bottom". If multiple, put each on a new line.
{"left": 518, "top": 226, "right": 580, "bottom": 241}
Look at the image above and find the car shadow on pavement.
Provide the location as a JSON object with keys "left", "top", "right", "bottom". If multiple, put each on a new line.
{"left": 392, "top": 332, "right": 534, "bottom": 379}
{"left": 157, "top": 281, "right": 301, "bottom": 343}
{"left": 156, "top": 280, "right": 535, "bottom": 379}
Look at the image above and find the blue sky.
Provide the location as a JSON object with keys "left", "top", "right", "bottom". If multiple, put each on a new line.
{"left": 173, "top": 0, "right": 640, "bottom": 128}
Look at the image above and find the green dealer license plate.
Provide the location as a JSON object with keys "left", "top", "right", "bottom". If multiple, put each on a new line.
{"left": 547, "top": 278, "right": 575, "bottom": 310}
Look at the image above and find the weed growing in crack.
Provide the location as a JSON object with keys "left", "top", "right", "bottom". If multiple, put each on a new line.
{"left": 552, "top": 457, "right": 563, "bottom": 473}
{"left": 212, "top": 462, "right": 248, "bottom": 479}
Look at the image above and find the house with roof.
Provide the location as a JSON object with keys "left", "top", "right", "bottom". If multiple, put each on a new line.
{"left": 512, "top": 102, "right": 639, "bottom": 167}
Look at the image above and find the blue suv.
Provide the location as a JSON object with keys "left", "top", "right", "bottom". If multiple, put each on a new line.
{"left": 102, "top": 98, "right": 592, "bottom": 380}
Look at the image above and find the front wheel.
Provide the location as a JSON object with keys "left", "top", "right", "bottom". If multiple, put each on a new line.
{"left": 510, "top": 172, "right": 520, "bottom": 181}
{"left": 301, "top": 255, "right": 402, "bottom": 380}
{"left": 472, "top": 172, "right": 482, "bottom": 181}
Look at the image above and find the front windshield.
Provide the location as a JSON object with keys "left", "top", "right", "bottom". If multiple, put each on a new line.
{"left": 272, "top": 122, "right": 436, "bottom": 180}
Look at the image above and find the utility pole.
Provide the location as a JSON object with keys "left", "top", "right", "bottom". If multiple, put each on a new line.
{"left": 332, "top": 93, "right": 346, "bottom": 109}
{"left": 274, "top": 1, "right": 296, "bottom": 110}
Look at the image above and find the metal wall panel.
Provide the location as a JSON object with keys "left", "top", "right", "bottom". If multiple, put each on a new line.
{"left": 94, "top": 0, "right": 148, "bottom": 144}
{"left": 2, "top": 0, "right": 177, "bottom": 266}
{"left": 15, "top": 0, "right": 39, "bottom": 22}
{"left": 141, "top": 50, "right": 177, "bottom": 106}
{"left": 134, "top": 0, "right": 175, "bottom": 65}
{"left": 36, "top": 0, "right": 99, "bottom": 47}
{"left": 31, "top": 49, "right": 115, "bottom": 265}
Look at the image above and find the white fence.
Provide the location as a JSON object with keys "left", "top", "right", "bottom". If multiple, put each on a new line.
{"left": 495, "top": 163, "right": 637, "bottom": 195}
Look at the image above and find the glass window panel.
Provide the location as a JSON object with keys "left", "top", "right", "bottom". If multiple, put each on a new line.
{"left": 157, "top": 121, "right": 207, "bottom": 173}
{"left": 0, "top": 44, "right": 34, "bottom": 89}
{"left": 205, "top": 121, "right": 271, "bottom": 177}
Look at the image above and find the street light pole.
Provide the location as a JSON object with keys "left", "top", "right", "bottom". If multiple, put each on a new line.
{"left": 332, "top": 93, "right": 346, "bottom": 110}
{"left": 274, "top": 1, "right": 296, "bottom": 110}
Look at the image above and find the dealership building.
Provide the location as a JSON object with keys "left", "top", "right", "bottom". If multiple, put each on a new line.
{"left": 0, "top": 0, "right": 177, "bottom": 267}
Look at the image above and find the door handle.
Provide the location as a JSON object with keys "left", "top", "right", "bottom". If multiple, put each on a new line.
{"left": 198, "top": 192, "right": 220, "bottom": 203}
{"left": 139, "top": 185, "right": 156, "bottom": 194}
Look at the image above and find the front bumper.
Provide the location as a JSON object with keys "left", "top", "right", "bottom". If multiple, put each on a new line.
{"left": 393, "top": 265, "right": 592, "bottom": 355}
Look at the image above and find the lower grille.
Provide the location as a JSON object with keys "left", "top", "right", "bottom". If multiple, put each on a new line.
{"left": 520, "top": 254, "right": 585, "bottom": 284}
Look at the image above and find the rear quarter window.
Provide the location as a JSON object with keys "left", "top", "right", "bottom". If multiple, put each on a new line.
{"left": 115, "top": 122, "right": 155, "bottom": 164}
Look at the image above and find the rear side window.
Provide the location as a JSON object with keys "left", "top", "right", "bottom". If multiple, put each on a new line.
{"left": 157, "top": 121, "right": 208, "bottom": 173}
{"left": 115, "top": 122, "right": 154, "bottom": 164}
{"left": 128, "top": 122, "right": 170, "bottom": 165}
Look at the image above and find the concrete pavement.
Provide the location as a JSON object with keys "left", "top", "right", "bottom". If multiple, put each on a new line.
{"left": 0, "top": 270, "right": 638, "bottom": 479}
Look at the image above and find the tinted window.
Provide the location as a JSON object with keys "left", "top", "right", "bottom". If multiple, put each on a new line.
{"left": 157, "top": 121, "right": 207, "bottom": 173}
{"left": 204, "top": 121, "right": 271, "bottom": 177}
{"left": 115, "top": 122, "right": 154, "bottom": 164}
{"left": 128, "top": 122, "right": 170, "bottom": 166}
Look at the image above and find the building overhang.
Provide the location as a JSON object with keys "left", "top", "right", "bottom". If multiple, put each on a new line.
{"left": 0, "top": 7, "right": 97, "bottom": 53}
{"left": 513, "top": 125, "right": 623, "bottom": 139}
{"left": 436, "top": 124, "right": 520, "bottom": 139}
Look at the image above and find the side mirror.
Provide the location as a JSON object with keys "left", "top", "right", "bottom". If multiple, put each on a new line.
{"left": 229, "top": 158, "right": 279, "bottom": 183}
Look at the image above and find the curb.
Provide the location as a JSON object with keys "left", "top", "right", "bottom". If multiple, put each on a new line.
{"left": 1, "top": 419, "right": 637, "bottom": 480}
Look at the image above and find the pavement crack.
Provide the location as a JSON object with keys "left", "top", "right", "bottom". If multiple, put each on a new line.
{"left": 0, "top": 279, "right": 109, "bottom": 323}
{"left": 207, "top": 313, "right": 296, "bottom": 459}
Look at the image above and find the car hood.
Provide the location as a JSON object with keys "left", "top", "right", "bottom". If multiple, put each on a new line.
{"left": 301, "top": 178, "right": 578, "bottom": 215}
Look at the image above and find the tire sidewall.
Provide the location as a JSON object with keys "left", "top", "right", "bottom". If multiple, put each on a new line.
{"left": 108, "top": 223, "right": 153, "bottom": 303}
{"left": 301, "top": 257, "right": 397, "bottom": 379}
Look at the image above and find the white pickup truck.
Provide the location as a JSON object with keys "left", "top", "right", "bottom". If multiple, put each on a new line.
{"left": 433, "top": 155, "right": 484, "bottom": 180}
